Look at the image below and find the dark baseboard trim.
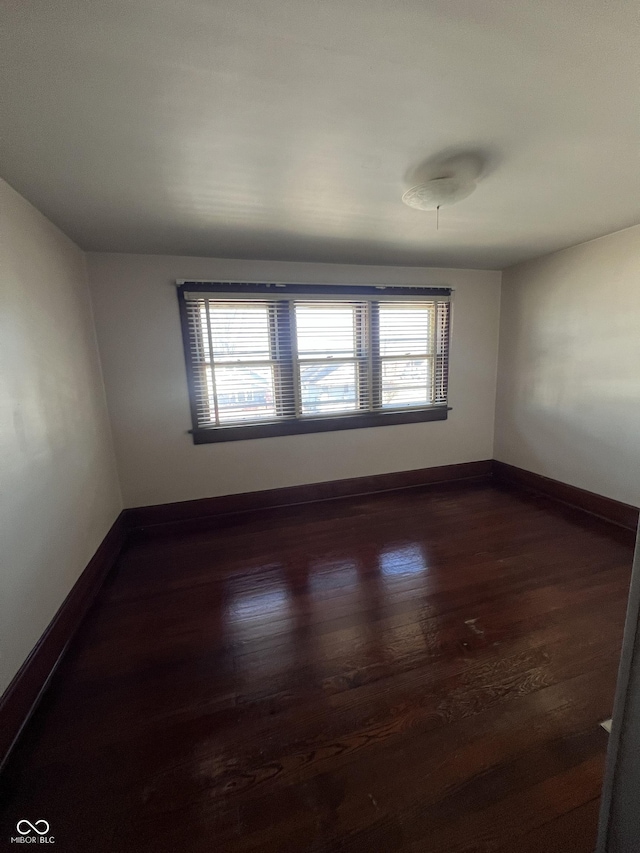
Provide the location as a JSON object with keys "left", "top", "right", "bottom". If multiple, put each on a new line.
{"left": 0, "top": 512, "right": 127, "bottom": 771}
{"left": 125, "top": 460, "right": 494, "bottom": 534}
{"left": 492, "top": 460, "right": 639, "bottom": 533}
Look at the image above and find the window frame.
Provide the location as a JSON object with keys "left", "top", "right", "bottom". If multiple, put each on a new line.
{"left": 177, "top": 282, "right": 451, "bottom": 444}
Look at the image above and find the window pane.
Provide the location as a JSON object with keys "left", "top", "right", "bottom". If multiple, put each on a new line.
{"left": 295, "top": 303, "right": 357, "bottom": 358}
{"left": 208, "top": 303, "right": 273, "bottom": 362}
{"left": 300, "top": 362, "right": 357, "bottom": 415}
{"left": 379, "top": 304, "right": 434, "bottom": 357}
{"left": 381, "top": 359, "right": 432, "bottom": 408}
{"left": 214, "top": 365, "right": 277, "bottom": 422}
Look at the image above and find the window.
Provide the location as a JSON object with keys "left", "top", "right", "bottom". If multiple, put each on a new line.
{"left": 178, "top": 283, "right": 451, "bottom": 443}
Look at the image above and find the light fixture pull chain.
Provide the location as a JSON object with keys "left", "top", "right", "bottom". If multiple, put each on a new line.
{"left": 436, "top": 205, "right": 440, "bottom": 231}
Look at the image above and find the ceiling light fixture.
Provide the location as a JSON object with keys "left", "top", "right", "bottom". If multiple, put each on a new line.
{"left": 402, "top": 176, "right": 476, "bottom": 211}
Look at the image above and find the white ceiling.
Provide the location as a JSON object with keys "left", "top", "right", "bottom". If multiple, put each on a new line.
{"left": 1, "top": 0, "right": 639, "bottom": 269}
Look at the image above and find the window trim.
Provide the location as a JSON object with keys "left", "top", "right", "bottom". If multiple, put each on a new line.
{"left": 177, "top": 282, "right": 451, "bottom": 443}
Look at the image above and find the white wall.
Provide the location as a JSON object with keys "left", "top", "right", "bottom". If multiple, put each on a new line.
{"left": 0, "top": 179, "right": 122, "bottom": 695}
{"left": 495, "top": 225, "right": 640, "bottom": 507}
{"left": 87, "top": 253, "right": 501, "bottom": 508}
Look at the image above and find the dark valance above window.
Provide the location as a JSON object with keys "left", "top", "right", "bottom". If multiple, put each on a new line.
{"left": 177, "top": 282, "right": 452, "bottom": 443}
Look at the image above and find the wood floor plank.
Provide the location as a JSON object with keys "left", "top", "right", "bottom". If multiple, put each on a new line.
{"left": 493, "top": 797, "right": 602, "bottom": 853}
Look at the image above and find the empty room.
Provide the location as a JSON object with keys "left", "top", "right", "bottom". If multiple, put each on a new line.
{"left": 1, "top": 1, "right": 639, "bottom": 851}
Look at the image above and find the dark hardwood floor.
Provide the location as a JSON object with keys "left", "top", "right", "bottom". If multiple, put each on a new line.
{"left": 0, "top": 482, "right": 633, "bottom": 852}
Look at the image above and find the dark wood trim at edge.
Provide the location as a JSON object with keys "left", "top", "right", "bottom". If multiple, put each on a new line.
{"left": 191, "top": 407, "right": 450, "bottom": 443}
{"left": 0, "top": 512, "right": 127, "bottom": 771}
{"left": 492, "top": 460, "right": 639, "bottom": 533}
{"left": 125, "top": 460, "right": 494, "bottom": 534}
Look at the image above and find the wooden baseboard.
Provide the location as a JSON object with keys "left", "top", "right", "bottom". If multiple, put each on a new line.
{"left": 0, "top": 512, "right": 127, "bottom": 770}
{"left": 125, "top": 460, "right": 494, "bottom": 534}
{"left": 492, "top": 460, "right": 639, "bottom": 533}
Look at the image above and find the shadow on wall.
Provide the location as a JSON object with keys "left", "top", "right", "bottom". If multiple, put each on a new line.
{"left": 497, "top": 399, "right": 640, "bottom": 507}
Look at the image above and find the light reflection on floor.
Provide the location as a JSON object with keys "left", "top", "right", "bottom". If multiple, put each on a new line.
{"left": 224, "top": 567, "right": 293, "bottom": 643}
{"left": 308, "top": 559, "right": 360, "bottom": 595}
{"left": 221, "top": 542, "right": 435, "bottom": 685}
{"left": 380, "top": 542, "right": 428, "bottom": 578}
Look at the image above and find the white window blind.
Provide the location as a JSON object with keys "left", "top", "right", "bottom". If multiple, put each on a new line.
{"left": 180, "top": 285, "right": 450, "bottom": 433}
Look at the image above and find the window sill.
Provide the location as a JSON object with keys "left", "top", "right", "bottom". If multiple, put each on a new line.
{"left": 191, "top": 406, "right": 449, "bottom": 444}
